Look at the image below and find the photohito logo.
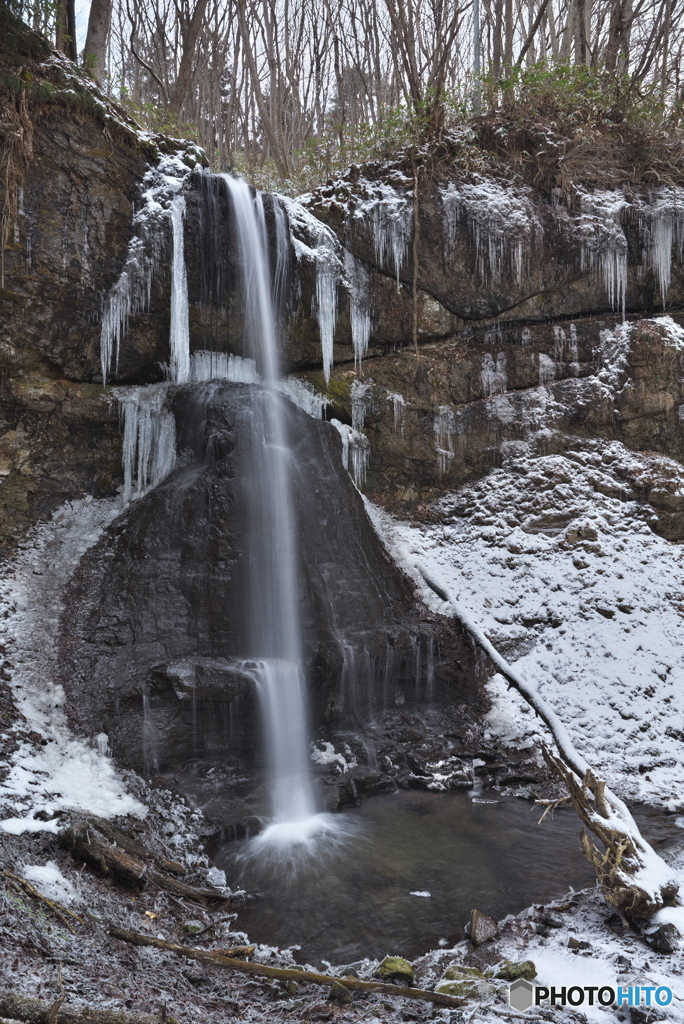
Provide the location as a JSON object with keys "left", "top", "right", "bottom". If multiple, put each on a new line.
{"left": 509, "top": 980, "right": 673, "bottom": 1011}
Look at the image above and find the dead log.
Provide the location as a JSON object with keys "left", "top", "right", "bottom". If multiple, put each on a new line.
{"left": 109, "top": 928, "right": 466, "bottom": 1008}
{"left": 2, "top": 871, "right": 83, "bottom": 933}
{"left": 62, "top": 820, "right": 229, "bottom": 905}
{"left": 0, "top": 992, "right": 160, "bottom": 1024}
{"left": 63, "top": 815, "right": 185, "bottom": 876}
{"left": 417, "top": 561, "right": 679, "bottom": 924}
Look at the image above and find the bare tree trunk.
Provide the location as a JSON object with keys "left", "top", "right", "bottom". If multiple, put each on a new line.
{"left": 84, "top": 0, "right": 113, "bottom": 83}
{"left": 168, "top": 0, "right": 210, "bottom": 117}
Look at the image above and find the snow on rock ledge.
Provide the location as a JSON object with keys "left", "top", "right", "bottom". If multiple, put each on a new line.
{"left": 0, "top": 498, "right": 146, "bottom": 833}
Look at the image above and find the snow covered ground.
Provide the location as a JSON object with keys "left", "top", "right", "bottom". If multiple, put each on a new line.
{"left": 367, "top": 437, "right": 684, "bottom": 812}
{"left": 0, "top": 496, "right": 146, "bottom": 834}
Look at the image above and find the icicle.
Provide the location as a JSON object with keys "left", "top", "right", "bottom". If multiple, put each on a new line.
{"left": 481, "top": 352, "right": 507, "bottom": 397}
{"left": 434, "top": 405, "right": 455, "bottom": 476}
{"left": 314, "top": 236, "right": 339, "bottom": 383}
{"left": 345, "top": 251, "right": 371, "bottom": 369}
{"left": 553, "top": 325, "right": 566, "bottom": 360}
{"left": 169, "top": 195, "right": 190, "bottom": 383}
{"left": 521, "top": 328, "right": 531, "bottom": 346}
{"left": 115, "top": 384, "right": 177, "bottom": 504}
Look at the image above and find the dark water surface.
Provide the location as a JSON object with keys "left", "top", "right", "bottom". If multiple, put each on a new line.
{"left": 217, "top": 791, "right": 684, "bottom": 965}
{"left": 216, "top": 791, "right": 603, "bottom": 964}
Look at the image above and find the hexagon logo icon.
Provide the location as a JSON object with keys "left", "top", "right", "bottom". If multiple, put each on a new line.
{"left": 509, "top": 978, "right": 535, "bottom": 1011}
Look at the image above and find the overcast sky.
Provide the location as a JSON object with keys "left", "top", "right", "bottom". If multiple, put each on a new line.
{"left": 75, "top": 0, "right": 91, "bottom": 52}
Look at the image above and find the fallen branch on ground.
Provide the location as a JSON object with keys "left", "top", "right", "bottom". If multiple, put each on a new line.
{"left": 2, "top": 871, "right": 83, "bottom": 934}
{"left": 109, "top": 928, "right": 466, "bottom": 1008}
{"left": 62, "top": 819, "right": 229, "bottom": 905}
{"left": 0, "top": 991, "right": 160, "bottom": 1024}
{"left": 416, "top": 561, "right": 679, "bottom": 924}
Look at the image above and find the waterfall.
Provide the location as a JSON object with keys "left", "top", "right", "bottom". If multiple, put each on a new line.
{"left": 222, "top": 176, "right": 319, "bottom": 837}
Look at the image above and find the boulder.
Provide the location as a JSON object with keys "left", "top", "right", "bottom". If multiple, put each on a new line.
{"left": 467, "top": 909, "right": 499, "bottom": 946}
{"left": 373, "top": 956, "right": 414, "bottom": 986}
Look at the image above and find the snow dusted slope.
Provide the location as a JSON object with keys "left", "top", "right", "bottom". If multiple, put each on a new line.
{"left": 368, "top": 438, "right": 684, "bottom": 811}
{"left": 0, "top": 497, "right": 146, "bottom": 833}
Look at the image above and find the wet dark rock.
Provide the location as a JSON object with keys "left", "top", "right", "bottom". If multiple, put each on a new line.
{"left": 645, "top": 922, "right": 681, "bottom": 953}
{"left": 542, "top": 913, "right": 564, "bottom": 928}
{"left": 58, "top": 383, "right": 480, "bottom": 823}
{"left": 567, "top": 936, "right": 591, "bottom": 949}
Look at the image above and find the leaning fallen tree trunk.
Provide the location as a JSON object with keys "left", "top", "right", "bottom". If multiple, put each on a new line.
{"left": 417, "top": 562, "right": 679, "bottom": 924}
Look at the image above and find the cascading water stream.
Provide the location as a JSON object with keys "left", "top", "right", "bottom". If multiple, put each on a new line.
{"left": 222, "top": 176, "right": 325, "bottom": 844}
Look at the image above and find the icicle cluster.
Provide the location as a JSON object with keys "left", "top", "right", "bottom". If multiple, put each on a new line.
{"left": 442, "top": 179, "right": 538, "bottom": 286}
{"left": 576, "top": 190, "right": 629, "bottom": 316}
{"left": 351, "top": 380, "right": 371, "bottom": 431}
{"left": 190, "top": 350, "right": 260, "bottom": 384}
{"left": 638, "top": 187, "right": 684, "bottom": 309}
{"left": 100, "top": 155, "right": 191, "bottom": 385}
{"left": 368, "top": 192, "right": 412, "bottom": 285}
{"left": 434, "top": 405, "right": 455, "bottom": 476}
{"left": 115, "top": 384, "right": 177, "bottom": 504}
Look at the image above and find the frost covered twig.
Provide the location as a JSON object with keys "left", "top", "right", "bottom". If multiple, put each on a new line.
{"left": 416, "top": 561, "right": 679, "bottom": 925}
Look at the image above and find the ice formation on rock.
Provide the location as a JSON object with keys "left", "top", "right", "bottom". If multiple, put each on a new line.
{"left": 635, "top": 187, "right": 684, "bottom": 308}
{"left": 577, "top": 190, "right": 628, "bottom": 315}
{"left": 538, "top": 353, "right": 556, "bottom": 385}
{"left": 481, "top": 352, "right": 507, "bottom": 397}
{"left": 100, "top": 155, "right": 190, "bottom": 384}
{"left": 442, "top": 179, "right": 537, "bottom": 285}
{"left": 115, "top": 384, "right": 177, "bottom": 504}
{"left": 386, "top": 391, "right": 406, "bottom": 432}
{"left": 351, "top": 380, "right": 371, "bottom": 431}
{"left": 345, "top": 251, "right": 372, "bottom": 369}
{"left": 434, "top": 405, "right": 455, "bottom": 476}
{"left": 331, "top": 419, "right": 370, "bottom": 487}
